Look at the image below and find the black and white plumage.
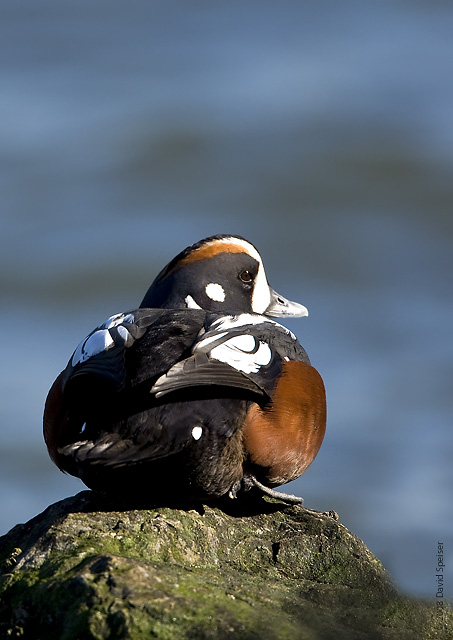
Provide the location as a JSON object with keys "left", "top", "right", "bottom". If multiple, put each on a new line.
{"left": 44, "top": 235, "right": 326, "bottom": 504}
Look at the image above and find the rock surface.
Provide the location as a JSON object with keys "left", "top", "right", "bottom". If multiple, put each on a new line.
{"left": 0, "top": 491, "right": 450, "bottom": 639}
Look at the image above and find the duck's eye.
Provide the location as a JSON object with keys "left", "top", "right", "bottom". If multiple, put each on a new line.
{"left": 239, "top": 270, "right": 253, "bottom": 283}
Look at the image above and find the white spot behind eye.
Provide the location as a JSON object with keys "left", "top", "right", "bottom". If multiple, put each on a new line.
{"left": 185, "top": 295, "right": 202, "bottom": 309}
{"left": 205, "top": 282, "right": 225, "bottom": 302}
{"left": 192, "top": 426, "right": 203, "bottom": 440}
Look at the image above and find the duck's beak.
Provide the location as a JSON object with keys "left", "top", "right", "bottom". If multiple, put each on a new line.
{"left": 265, "top": 288, "right": 309, "bottom": 318}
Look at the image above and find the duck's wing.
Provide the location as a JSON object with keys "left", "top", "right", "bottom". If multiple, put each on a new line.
{"left": 151, "top": 312, "right": 310, "bottom": 400}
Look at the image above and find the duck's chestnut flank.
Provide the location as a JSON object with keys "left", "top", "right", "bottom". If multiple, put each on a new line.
{"left": 43, "top": 235, "right": 326, "bottom": 504}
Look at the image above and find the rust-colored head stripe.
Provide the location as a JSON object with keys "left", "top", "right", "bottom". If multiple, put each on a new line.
{"left": 179, "top": 239, "right": 253, "bottom": 266}
{"left": 160, "top": 236, "right": 259, "bottom": 280}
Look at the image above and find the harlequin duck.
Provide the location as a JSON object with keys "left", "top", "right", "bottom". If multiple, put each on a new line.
{"left": 43, "top": 235, "right": 326, "bottom": 504}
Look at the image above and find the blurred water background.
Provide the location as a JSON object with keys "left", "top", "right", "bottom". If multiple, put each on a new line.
{"left": 1, "top": 0, "right": 452, "bottom": 601}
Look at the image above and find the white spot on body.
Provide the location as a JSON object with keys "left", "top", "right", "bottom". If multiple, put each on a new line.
{"left": 185, "top": 295, "right": 202, "bottom": 309}
{"left": 72, "top": 329, "right": 115, "bottom": 366}
{"left": 254, "top": 342, "right": 272, "bottom": 366}
{"left": 205, "top": 282, "right": 225, "bottom": 302}
{"left": 209, "top": 336, "right": 272, "bottom": 374}
{"left": 192, "top": 426, "right": 203, "bottom": 440}
{"left": 209, "top": 313, "right": 298, "bottom": 341}
{"left": 227, "top": 334, "right": 256, "bottom": 352}
{"left": 116, "top": 325, "right": 129, "bottom": 341}
{"left": 116, "top": 325, "right": 134, "bottom": 346}
{"left": 193, "top": 313, "right": 298, "bottom": 374}
{"left": 210, "top": 313, "right": 274, "bottom": 332}
{"left": 71, "top": 312, "right": 136, "bottom": 367}
{"left": 195, "top": 331, "right": 228, "bottom": 350}
{"left": 103, "top": 313, "right": 134, "bottom": 329}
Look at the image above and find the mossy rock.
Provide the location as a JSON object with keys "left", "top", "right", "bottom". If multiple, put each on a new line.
{"left": 0, "top": 491, "right": 450, "bottom": 639}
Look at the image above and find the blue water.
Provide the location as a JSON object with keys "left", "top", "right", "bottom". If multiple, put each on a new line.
{"left": 1, "top": 1, "right": 452, "bottom": 602}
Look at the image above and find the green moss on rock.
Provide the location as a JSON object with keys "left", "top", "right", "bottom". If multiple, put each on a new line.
{"left": 0, "top": 491, "right": 451, "bottom": 639}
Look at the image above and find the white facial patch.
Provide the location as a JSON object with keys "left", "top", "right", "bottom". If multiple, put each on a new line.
{"left": 216, "top": 237, "right": 271, "bottom": 314}
{"left": 191, "top": 426, "right": 203, "bottom": 440}
{"left": 198, "top": 237, "right": 272, "bottom": 314}
{"left": 205, "top": 282, "right": 225, "bottom": 302}
{"left": 251, "top": 262, "right": 271, "bottom": 314}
